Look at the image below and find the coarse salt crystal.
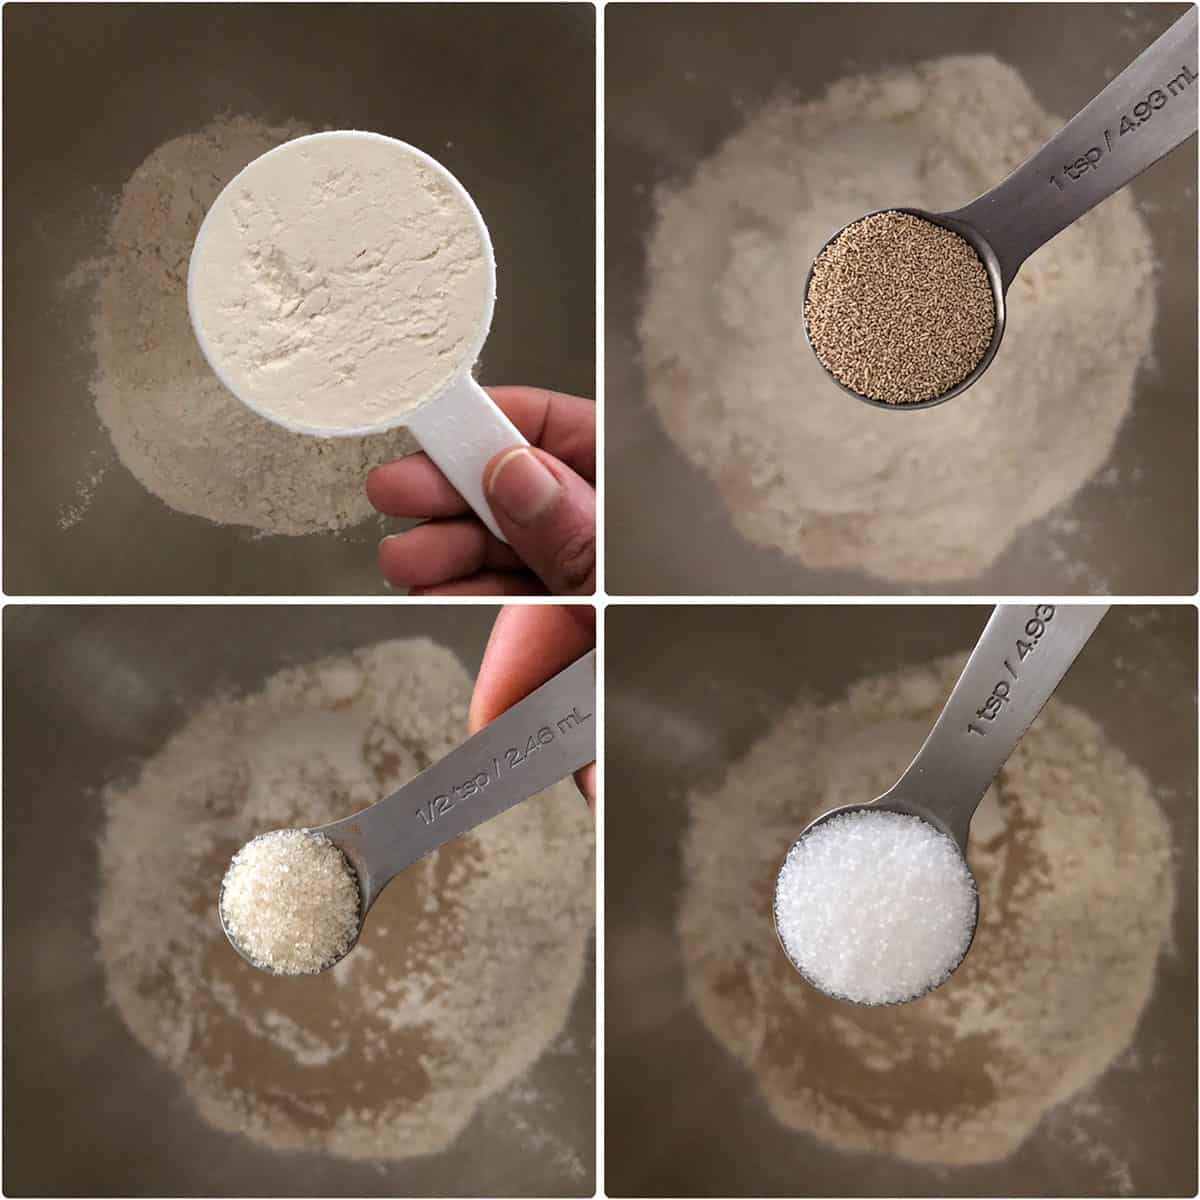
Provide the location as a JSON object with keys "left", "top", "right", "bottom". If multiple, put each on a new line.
{"left": 774, "top": 809, "right": 977, "bottom": 1005}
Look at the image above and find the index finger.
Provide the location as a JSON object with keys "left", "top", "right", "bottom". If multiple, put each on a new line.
{"left": 469, "top": 605, "right": 597, "bottom": 809}
{"left": 469, "top": 605, "right": 596, "bottom": 732}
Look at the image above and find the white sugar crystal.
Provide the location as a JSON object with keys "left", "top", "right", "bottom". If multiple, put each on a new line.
{"left": 221, "top": 829, "right": 360, "bottom": 975}
{"left": 774, "top": 810, "right": 976, "bottom": 1005}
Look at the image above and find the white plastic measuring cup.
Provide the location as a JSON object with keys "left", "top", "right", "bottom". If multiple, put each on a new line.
{"left": 187, "top": 130, "right": 527, "bottom": 541}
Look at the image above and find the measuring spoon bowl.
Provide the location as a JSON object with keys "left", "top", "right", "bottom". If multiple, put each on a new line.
{"left": 217, "top": 834, "right": 366, "bottom": 976}
{"left": 773, "top": 800, "right": 980, "bottom": 1005}
{"left": 803, "top": 207, "right": 1007, "bottom": 412}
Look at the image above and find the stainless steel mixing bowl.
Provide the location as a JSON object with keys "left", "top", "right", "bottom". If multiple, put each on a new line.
{"left": 605, "top": 605, "right": 1196, "bottom": 1196}
{"left": 605, "top": 4, "right": 1198, "bottom": 595}
{"left": 2, "top": 4, "right": 595, "bottom": 595}
{"left": 2, "top": 606, "right": 595, "bottom": 1196}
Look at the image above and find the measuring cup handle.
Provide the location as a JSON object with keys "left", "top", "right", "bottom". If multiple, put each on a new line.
{"left": 406, "top": 375, "right": 529, "bottom": 543}
{"left": 948, "top": 9, "right": 1198, "bottom": 287}
{"left": 888, "top": 604, "right": 1109, "bottom": 845}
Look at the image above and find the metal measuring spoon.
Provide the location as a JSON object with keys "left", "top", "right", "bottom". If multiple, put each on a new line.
{"left": 774, "top": 604, "right": 1108, "bottom": 1003}
{"left": 805, "top": 9, "right": 1198, "bottom": 409}
{"left": 220, "top": 650, "right": 595, "bottom": 975}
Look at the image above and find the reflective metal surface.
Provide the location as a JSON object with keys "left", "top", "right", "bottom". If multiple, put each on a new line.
{"left": 950, "top": 7, "right": 1199, "bottom": 291}
{"left": 3, "top": 606, "right": 595, "bottom": 1196}
{"left": 3, "top": 5, "right": 595, "bottom": 595}
{"left": 873, "top": 604, "right": 1109, "bottom": 848}
{"left": 606, "top": 605, "right": 1196, "bottom": 1196}
{"left": 606, "top": 3, "right": 1198, "bottom": 595}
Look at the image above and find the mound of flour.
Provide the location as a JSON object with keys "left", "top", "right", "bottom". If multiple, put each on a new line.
{"left": 86, "top": 116, "right": 417, "bottom": 535}
{"left": 640, "top": 56, "right": 1157, "bottom": 582}
{"left": 96, "top": 638, "right": 594, "bottom": 1160}
{"left": 679, "top": 655, "right": 1174, "bottom": 1166}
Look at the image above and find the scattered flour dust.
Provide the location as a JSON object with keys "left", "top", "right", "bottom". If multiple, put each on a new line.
{"left": 95, "top": 638, "right": 594, "bottom": 1160}
{"left": 679, "top": 654, "right": 1174, "bottom": 1167}
{"left": 77, "top": 115, "right": 418, "bottom": 535}
{"left": 640, "top": 55, "right": 1157, "bottom": 583}
{"left": 56, "top": 449, "right": 109, "bottom": 530}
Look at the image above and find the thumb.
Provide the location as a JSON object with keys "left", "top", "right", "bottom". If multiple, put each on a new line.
{"left": 483, "top": 447, "right": 596, "bottom": 595}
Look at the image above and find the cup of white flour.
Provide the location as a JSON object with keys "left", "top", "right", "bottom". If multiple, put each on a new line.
{"left": 187, "top": 130, "right": 527, "bottom": 540}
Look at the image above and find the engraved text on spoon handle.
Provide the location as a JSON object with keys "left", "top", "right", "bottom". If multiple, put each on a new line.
{"left": 320, "top": 651, "right": 596, "bottom": 908}
{"left": 890, "top": 605, "right": 1108, "bottom": 844}
{"left": 949, "top": 9, "right": 1197, "bottom": 287}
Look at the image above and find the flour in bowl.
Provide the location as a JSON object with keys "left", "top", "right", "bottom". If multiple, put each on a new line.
{"left": 680, "top": 655, "right": 1174, "bottom": 1165}
{"left": 640, "top": 55, "right": 1157, "bottom": 583}
{"left": 83, "top": 116, "right": 419, "bottom": 535}
{"left": 96, "top": 638, "right": 593, "bottom": 1160}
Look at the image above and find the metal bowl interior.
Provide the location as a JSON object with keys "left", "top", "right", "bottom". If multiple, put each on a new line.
{"left": 605, "top": 2, "right": 1197, "bottom": 596}
{"left": 604, "top": 605, "right": 1197, "bottom": 1196}
{"left": 2, "top": 606, "right": 595, "bottom": 1197}
{"left": 2, "top": 5, "right": 595, "bottom": 595}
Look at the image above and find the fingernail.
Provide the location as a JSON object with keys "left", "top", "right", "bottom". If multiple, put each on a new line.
{"left": 486, "top": 448, "right": 561, "bottom": 526}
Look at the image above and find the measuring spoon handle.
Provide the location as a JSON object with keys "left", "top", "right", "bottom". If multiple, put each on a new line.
{"left": 888, "top": 605, "right": 1108, "bottom": 847}
{"left": 320, "top": 650, "right": 595, "bottom": 910}
{"left": 948, "top": 9, "right": 1198, "bottom": 288}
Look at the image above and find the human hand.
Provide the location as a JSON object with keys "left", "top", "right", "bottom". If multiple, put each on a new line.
{"left": 470, "top": 605, "right": 596, "bottom": 811}
{"left": 367, "top": 387, "right": 596, "bottom": 596}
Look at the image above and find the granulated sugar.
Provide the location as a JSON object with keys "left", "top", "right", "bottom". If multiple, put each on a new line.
{"left": 77, "top": 115, "right": 418, "bottom": 535}
{"left": 189, "top": 133, "right": 492, "bottom": 432}
{"left": 640, "top": 55, "right": 1156, "bottom": 582}
{"left": 220, "top": 829, "right": 360, "bottom": 975}
{"left": 774, "top": 810, "right": 977, "bottom": 1004}
{"left": 804, "top": 211, "right": 994, "bottom": 404}
{"left": 679, "top": 655, "right": 1174, "bottom": 1166}
{"left": 95, "top": 638, "right": 593, "bottom": 1161}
